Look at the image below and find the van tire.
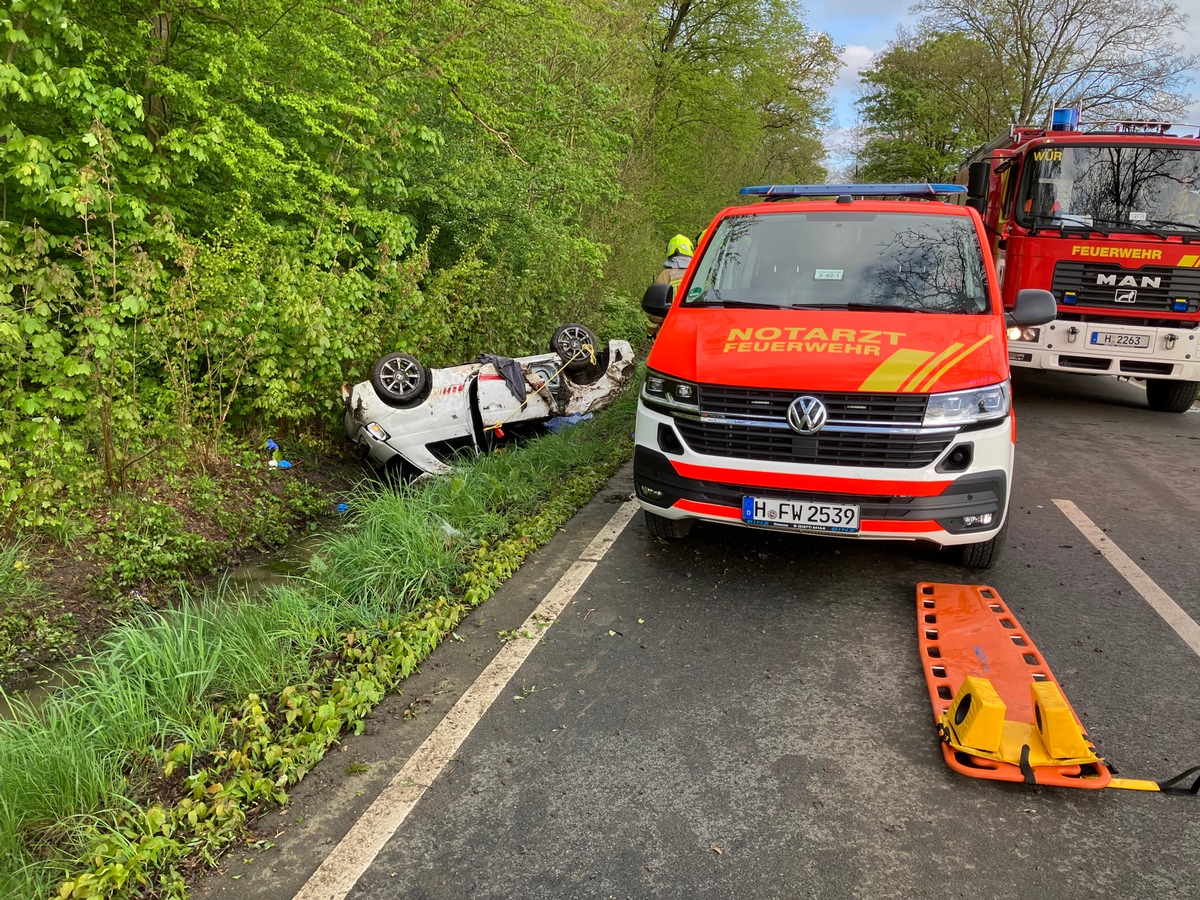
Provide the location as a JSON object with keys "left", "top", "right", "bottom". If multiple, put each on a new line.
{"left": 1145, "top": 379, "right": 1199, "bottom": 413}
{"left": 957, "top": 519, "right": 1008, "bottom": 569}
{"left": 644, "top": 510, "right": 693, "bottom": 540}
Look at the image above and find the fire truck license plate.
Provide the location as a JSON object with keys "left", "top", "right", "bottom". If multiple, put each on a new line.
{"left": 1090, "top": 331, "right": 1151, "bottom": 349}
{"left": 742, "top": 497, "right": 860, "bottom": 533}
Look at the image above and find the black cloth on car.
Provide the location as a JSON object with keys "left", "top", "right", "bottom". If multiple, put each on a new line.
{"left": 478, "top": 354, "right": 527, "bottom": 403}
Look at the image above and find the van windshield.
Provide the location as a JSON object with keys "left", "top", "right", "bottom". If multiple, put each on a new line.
{"left": 684, "top": 211, "right": 990, "bottom": 314}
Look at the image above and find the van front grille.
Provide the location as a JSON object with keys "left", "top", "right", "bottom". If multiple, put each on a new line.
{"left": 672, "top": 386, "right": 952, "bottom": 469}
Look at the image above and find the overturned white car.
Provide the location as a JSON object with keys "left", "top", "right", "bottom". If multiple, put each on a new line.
{"left": 342, "top": 324, "right": 636, "bottom": 477}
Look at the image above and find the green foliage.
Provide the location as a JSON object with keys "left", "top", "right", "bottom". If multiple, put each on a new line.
{"left": 855, "top": 30, "right": 1014, "bottom": 182}
{"left": 0, "top": 390, "right": 636, "bottom": 898}
{"left": 0, "top": 0, "right": 835, "bottom": 529}
{"left": 88, "top": 502, "right": 222, "bottom": 602}
{"left": 0, "top": 537, "right": 78, "bottom": 679}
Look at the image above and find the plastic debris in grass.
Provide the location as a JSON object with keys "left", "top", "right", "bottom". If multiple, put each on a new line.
{"left": 545, "top": 413, "right": 593, "bottom": 434}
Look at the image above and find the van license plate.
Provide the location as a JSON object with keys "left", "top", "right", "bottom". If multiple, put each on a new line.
{"left": 742, "top": 497, "right": 860, "bottom": 533}
{"left": 1090, "top": 331, "right": 1150, "bottom": 348}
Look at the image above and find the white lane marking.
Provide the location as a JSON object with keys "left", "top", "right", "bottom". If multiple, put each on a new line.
{"left": 294, "top": 500, "right": 640, "bottom": 900}
{"left": 1054, "top": 498, "right": 1200, "bottom": 658}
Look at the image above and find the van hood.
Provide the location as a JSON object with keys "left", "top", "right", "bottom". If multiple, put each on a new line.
{"left": 647, "top": 307, "right": 1008, "bottom": 394}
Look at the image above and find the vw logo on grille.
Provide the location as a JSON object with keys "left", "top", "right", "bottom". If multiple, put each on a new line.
{"left": 787, "top": 396, "right": 828, "bottom": 435}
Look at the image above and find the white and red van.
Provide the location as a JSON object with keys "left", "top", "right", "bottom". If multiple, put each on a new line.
{"left": 635, "top": 184, "right": 1056, "bottom": 567}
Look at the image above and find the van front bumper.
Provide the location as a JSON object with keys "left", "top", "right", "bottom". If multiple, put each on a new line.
{"left": 633, "top": 404, "right": 1011, "bottom": 546}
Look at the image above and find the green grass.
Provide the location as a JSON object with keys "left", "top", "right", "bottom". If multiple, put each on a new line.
{"left": 0, "top": 387, "right": 636, "bottom": 898}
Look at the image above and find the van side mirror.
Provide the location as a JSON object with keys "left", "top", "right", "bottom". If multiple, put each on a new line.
{"left": 966, "top": 160, "right": 990, "bottom": 213}
{"left": 1007, "top": 289, "right": 1056, "bottom": 327}
{"left": 642, "top": 282, "right": 674, "bottom": 317}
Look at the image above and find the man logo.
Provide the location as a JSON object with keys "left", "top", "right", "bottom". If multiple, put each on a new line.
{"left": 787, "top": 396, "right": 828, "bottom": 434}
{"left": 1115, "top": 289, "right": 1137, "bottom": 303}
{"left": 1096, "top": 273, "right": 1162, "bottom": 289}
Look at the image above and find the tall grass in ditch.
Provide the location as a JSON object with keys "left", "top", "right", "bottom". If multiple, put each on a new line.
{"left": 0, "top": 389, "right": 635, "bottom": 897}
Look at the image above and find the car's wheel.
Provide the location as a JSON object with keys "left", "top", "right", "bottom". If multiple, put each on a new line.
{"left": 370, "top": 352, "right": 431, "bottom": 408}
{"left": 1145, "top": 378, "right": 1199, "bottom": 413}
{"left": 644, "top": 510, "right": 693, "bottom": 540}
{"left": 551, "top": 323, "right": 599, "bottom": 373}
{"left": 957, "top": 518, "right": 1008, "bottom": 569}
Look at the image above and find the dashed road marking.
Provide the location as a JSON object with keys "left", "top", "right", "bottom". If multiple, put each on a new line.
{"left": 1054, "top": 498, "right": 1200, "bottom": 658}
{"left": 293, "top": 500, "right": 640, "bottom": 900}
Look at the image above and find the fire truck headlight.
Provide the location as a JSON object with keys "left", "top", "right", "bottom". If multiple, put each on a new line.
{"left": 1007, "top": 326, "right": 1041, "bottom": 343}
{"left": 924, "top": 381, "right": 1011, "bottom": 427}
{"left": 642, "top": 369, "right": 700, "bottom": 413}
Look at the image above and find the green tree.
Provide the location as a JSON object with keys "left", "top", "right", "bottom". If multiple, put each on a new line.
{"left": 639, "top": 0, "right": 839, "bottom": 239}
{"left": 855, "top": 29, "right": 1014, "bottom": 182}
{"left": 913, "top": 0, "right": 1198, "bottom": 121}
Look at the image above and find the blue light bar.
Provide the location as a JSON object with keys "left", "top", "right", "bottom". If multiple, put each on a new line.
{"left": 739, "top": 183, "right": 968, "bottom": 199}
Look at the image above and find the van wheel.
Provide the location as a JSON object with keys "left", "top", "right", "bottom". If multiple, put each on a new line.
{"left": 957, "top": 519, "right": 1008, "bottom": 569}
{"left": 644, "top": 510, "right": 693, "bottom": 540}
{"left": 1145, "top": 379, "right": 1199, "bottom": 413}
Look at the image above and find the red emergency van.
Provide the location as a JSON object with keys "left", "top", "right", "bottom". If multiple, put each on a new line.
{"left": 635, "top": 184, "right": 1056, "bottom": 567}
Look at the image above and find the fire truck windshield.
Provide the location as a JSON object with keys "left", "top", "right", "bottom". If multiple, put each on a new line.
{"left": 1016, "top": 144, "right": 1200, "bottom": 235}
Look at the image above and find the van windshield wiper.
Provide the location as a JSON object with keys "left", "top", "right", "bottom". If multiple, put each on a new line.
{"left": 685, "top": 294, "right": 789, "bottom": 310}
{"left": 798, "top": 302, "right": 943, "bottom": 314}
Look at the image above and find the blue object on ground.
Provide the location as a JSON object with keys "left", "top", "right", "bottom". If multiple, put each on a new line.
{"left": 545, "top": 413, "right": 593, "bottom": 434}
{"left": 277, "top": 460, "right": 292, "bottom": 469}
{"left": 266, "top": 438, "right": 279, "bottom": 451}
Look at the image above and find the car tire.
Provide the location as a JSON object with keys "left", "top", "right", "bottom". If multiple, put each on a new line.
{"left": 370, "top": 352, "right": 431, "bottom": 408}
{"left": 644, "top": 510, "right": 693, "bottom": 540}
{"left": 551, "top": 323, "right": 599, "bottom": 373}
{"left": 957, "top": 518, "right": 1008, "bottom": 569}
{"left": 1145, "top": 378, "right": 1199, "bottom": 413}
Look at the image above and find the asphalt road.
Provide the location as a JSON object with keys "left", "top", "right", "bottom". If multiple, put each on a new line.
{"left": 197, "top": 369, "right": 1200, "bottom": 900}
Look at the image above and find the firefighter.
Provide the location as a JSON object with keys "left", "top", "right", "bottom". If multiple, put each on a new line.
{"left": 657, "top": 234, "right": 694, "bottom": 288}
{"left": 649, "top": 234, "right": 694, "bottom": 338}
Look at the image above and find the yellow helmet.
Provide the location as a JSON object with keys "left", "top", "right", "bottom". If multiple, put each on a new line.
{"left": 666, "top": 234, "right": 694, "bottom": 257}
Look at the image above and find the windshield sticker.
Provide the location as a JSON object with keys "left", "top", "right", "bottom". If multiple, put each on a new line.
{"left": 687, "top": 286, "right": 703, "bottom": 300}
{"left": 814, "top": 269, "right": 844, "bottom": 281}
{"left": 1129, "top": 211, "right": 1148, "bottom": 222}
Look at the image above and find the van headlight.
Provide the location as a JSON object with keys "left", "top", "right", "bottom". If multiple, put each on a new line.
{"left": 642, "top": 369, "right": 700, "bottom": 413}
{"left": 924, "top": 381, "right": 1010, "bottom": 426}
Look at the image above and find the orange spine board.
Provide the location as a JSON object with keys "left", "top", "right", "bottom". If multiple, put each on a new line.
{"left": 916, "top": 582, "right": 1112, "bottom": 789}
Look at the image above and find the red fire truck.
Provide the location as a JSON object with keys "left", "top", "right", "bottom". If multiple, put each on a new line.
{"left": 962, "top": 108, "right": 1200, "bottom": 412}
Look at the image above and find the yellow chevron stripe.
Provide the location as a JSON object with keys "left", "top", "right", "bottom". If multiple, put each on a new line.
{"left": 900, "top": 343, "right": 964, "bottom": 393}
{"left": 859, "top": 349, "right": 935, "bottom": 392}
{"left": 916, "top": 335, "right": 995, "bottom": 392}
{"left": 1180, "top": 255, "right": 1199, "bottom": 267}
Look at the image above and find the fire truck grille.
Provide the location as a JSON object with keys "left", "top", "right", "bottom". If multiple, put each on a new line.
{"left": 1051, "top": 262, "right": 1200, "bottom": 313}
{"left": 675, "top": 387, "right": 947, "bottom": 469}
